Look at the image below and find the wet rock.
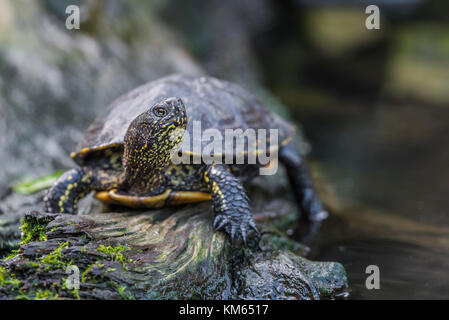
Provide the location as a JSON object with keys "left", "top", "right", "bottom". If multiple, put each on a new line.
{"left": 233, "top": 249, "right": 347, "bottom": 299}
{"left": 0, "top": 190, "right": 46, "bottom": 257}
{"left": 0, "top": 199, "right": 347, "bottom": 300}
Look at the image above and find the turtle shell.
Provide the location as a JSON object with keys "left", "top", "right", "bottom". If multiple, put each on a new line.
{"left": 71, "top": 74, "right": 295, "bottom": 165}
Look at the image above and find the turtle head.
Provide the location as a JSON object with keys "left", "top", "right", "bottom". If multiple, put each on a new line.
{"left": 123, "top": 97, "right": 187, "bottom": 194}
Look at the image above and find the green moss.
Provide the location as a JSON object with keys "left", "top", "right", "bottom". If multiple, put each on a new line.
{"left": 15, "top": 292, "right": 32, "bottom": 300}
{"left": 40, "top": 241, "right": 72, "bottom": 270}
{"left": 71, "top": 289, "right": 80, "bottom": 299}
{"left": 97, "top": 245, "right": 131, "bottom": 270}
{"left": 15, "top": 288, "right": 59, "bottom": 300}
{"left": 49, "top": 226, "right": 63, "bottom": 233}
{"left": 32, "top": 289, "right": 59, "bottom": 300}
{"left": 0, "top": 266, "right": 21, "bottom": 290}
{"left": 97, "top": 244, "right": 130, "bottom": 257}
{"left": 25, "top": 261, "right": 41, "bottom": 268}
{"left": 12, "top": 170, "right": 65, "bottom": 195}
{"left": 104, "top": 267, "right": 116, "bottom": 275}
{"left": 117, "top": 285, "right": 128, "bottom": 299}
{"left": 81, "top": 264, "right": 94, "bottom": 283}
{"left": 114, "top": 282, "right": 133, "bottom": 300}
{"left": 81, "top": 262, "right": 109, "bottom": 284}
{"left": 14, "top": 280, "right": 78, "bottom": 300}
{"left": 19, "top": 215, "right": 52, "bottom": 245}
{"left": 2, "top": 249, "right": 20, "bottom": 261}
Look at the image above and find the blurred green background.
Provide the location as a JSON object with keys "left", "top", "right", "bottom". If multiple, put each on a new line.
{"left": 0, "top": 0, "right": 448, "bottom": 299}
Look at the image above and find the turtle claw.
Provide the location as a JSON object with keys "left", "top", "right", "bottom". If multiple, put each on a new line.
{"left": 213, "top": 213, "right": 257, "bottom": 247}
{"left": 230, "top": 225, "right": 237, "bottom": 242}
{"left": 213, "top": 215, "right": 228, "bottom": 230}
{"left": 248, "top": 220, "right": 259, "bottom": 235}
{"left": 240, "top": 225, "right": 248, "bottom": 247}
{"left": 213, "top": 215, "right": 221, "bottom": 228}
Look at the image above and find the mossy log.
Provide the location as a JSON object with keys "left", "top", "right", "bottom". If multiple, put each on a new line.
{"left": 0, "top": 177, "right": 347, "bottom": 300}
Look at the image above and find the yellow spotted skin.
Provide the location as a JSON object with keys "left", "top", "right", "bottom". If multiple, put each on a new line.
{"left": 164, "top": 164, "right": 208, "bottom": 192}
{"left": 44, "top": 166, "right": 121, "bottom": 214}
{"left": 122, "top": 98, "right": 187, "bottom": 195}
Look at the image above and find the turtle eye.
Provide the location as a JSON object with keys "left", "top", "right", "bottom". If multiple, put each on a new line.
{"left": 153, "top": 106, "right": 168, "bottom": 117}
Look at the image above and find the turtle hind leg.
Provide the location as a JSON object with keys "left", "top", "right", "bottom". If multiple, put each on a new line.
{"left": 44, "top": 166, "right": 120, "bottom": 214}
{"left": 279, "top": 143, "right": 328, "bottom": 242}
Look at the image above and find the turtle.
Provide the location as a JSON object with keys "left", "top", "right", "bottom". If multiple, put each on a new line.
{"left": 44, "top": 74, "right": 327, "bottom": 244}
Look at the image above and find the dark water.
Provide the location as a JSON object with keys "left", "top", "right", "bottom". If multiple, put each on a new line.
{"left": 296, "top": 104, "right": 449, "bottom": 299}
{"left": 315, "top": 232, "right": 449, "bottom": 299}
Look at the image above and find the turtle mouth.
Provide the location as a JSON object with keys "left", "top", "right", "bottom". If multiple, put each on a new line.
{"left": 168, "top": 105, "right": 187, "bottom": 129}
{"left": 157, "top": 106, "right": 187, "bottom": 150}
{"left": 176, "top": 110, "right": 188, "bottom": 128}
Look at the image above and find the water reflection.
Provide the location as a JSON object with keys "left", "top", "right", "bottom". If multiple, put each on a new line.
{"left": 315, "top": 224, "right": 449, "bottom": 299}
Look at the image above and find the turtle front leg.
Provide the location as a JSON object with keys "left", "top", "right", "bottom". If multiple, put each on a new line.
{"left": 44, "top": 167, "right": 120, "bottom": 214}
{"left": 279, "top": 143, "right": 328, "bottom": 242}
{"left": 203, "top": 163, "right": 258, "bottom": 245}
